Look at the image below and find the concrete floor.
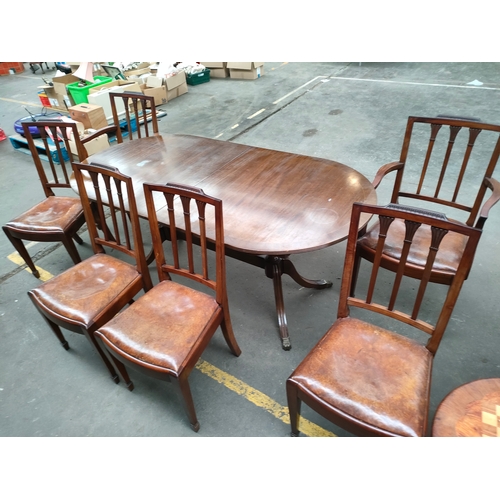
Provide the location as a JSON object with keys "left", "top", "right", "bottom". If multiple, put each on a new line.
{"left": 1, "top": 62, "right": 500, "bottom": 440}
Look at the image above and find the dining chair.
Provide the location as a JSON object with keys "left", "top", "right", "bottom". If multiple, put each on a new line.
{"left": 27, "top": 162, "right": 153, "bottom": 383}
{"left": 94, "top": 182, "right": 242, "bottom": 432}
{"left": 109, "top": 91, "right": 158, "bottom": 143}
{"left": 2, "top": 120, "right": 116, "bottom": 278}
{"left": 353, "top": 116, "right": 500, "bottom": 293}
{"left": 286, "top": 202, "right": 481, "bottom": 437}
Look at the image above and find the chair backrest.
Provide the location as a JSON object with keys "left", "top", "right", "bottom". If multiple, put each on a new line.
{"left": 392, "top": 116, "right": 500, "bottom": 227}
{"left": 72, "top": 161, "right": 152, "bottom": 290}
{"left": 22, "top": 120, "right": 88, "bottom": 198}
{"left": 109, "top": 92, "right": 158, "bottom": 143}
{"left": 143, "top": 182, "right": 227, "bottom": 303}
{"left": 339, "top": 202, "right": 482, "bottom": 355}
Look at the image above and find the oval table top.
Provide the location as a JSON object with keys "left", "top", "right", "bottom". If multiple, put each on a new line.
{"left": 87, "top": 134, "right": 377, "bottom": 256}
{"left": 432, "top": 378, "right": 500, "bottom": 437}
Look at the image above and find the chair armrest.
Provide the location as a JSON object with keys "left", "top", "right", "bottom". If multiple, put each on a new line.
{"left": 476, "top": 177, "right": 500, "bottom": 229}
{"left": 372, "top": 162, "right": 404, "bottom": 189}
{"left": 80, "top": 125, "right": 118, "bottom": 145}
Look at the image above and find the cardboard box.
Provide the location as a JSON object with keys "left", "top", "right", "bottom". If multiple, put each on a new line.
{"left": 142, "top": 85, "right": 168, "bottom": 107}
{"left": 165, "top": 71, "right": 186, "bottom": 91}
{"left": 38, "top": 85, "right": 70, "bottom": 111}
{"left": 166, "top": 81, "right": 188, "bottom": 101}
{"left": 52, "top": 74, "right": 80, "bottom": 97}
{"left": 87, "top": 82, "right": 143, "bottom": 122}
{"left": 177, "top": 82, "right": 188, "bottom": 97}
{"left": 127, "top": 73, "right": 152, "bottom": 84}
{"left": 69, "top": 103, "right": 108, "bottom": 130}
{"left": 227, "top": 62, "right": 264, "bottom": 70}
{"left": 68, "top": 129, "right": 110, "bottom": 159}
{"left": 210, "top": 67, "right": 230, "bottom": 78}
{"left": 88, "top": 80, "right": 142, "bottom": 93}
{"left": 229, "top": 65, "right": 264, "bottom": 80}
{"left": 146, "top": 75, "right": 164, "bottom": 88}
{"left": 200, "top": 62, "right": 225, "bottom": 68}
{"left": 123, "top": 66, "right": 151, "bottom": 77}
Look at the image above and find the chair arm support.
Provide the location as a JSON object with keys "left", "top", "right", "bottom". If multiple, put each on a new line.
{"left": 372, "top": 162, "right": 404, "bottom": 189}
{"left": 476, "top": 177, "right": 500, "bottom": 229}
{"left": 81, "top": 125, "right": 118, "bottom": 144}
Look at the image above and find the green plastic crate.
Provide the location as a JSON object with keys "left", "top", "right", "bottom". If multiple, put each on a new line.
{"left": 66, "top": 75, "right": 113, "bottom": 104}
{"left": 186, "top": 68, "right": 210, "bottom": 86}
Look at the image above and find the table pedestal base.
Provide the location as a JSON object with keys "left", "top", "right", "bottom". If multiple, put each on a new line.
{"left": 225, "top": 248, "right": 332, "bottom": 350}
{"left": 266, "top": 255, "right": 332, "bottom": 350}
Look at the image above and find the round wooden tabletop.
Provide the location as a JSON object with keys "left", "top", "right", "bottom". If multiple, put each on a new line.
{"left": 432, "top": 378, "right": 500, "bottom": 437}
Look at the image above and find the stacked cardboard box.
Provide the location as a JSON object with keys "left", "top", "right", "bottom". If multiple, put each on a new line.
{"left": 164, "top": 71, "right": 188, "bottom": 100}
{"left": 66, "top": 120, "right": 110, "bottom": 159}
{"left": 87, "top": 81, "right": 143, "bottom": 123}
{"left": 200, "top": 62, "right": 229, "bottom": 78}
{"left": 227, "top": 62, "right": 264, "bottom": 80}
{"left": 37, "top": 73, "right": 81, "bottom": 111}
{"left": 141, "top": 76, "right": 168, "bottom": 107}
{"left": 69, "top": 103, "right": 108, "bottom": 130}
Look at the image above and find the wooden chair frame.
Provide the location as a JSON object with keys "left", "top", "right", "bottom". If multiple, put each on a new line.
{"left": 2, "top": 120, "right": 116, "bottom": 277}
{"left": 27, "top": 162, "right": 152, "bottom": 383}
{"left": 109, "top": 91, "right": 158, "bottom": 143}
{"left": 353, "top": 116, "right": 500, "bottom": 294}
{"left": 372, "top": 116, "right": 500, "bottom": 229}
{"left": 94, "top": 182, "right": 241, "bottom": 432}
{"left": 287, "top": 202, "right": 481, "bottom": 437}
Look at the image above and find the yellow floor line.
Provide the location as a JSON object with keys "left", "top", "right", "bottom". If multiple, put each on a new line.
{"left": 6, "top": 250, "right": 332, "bottom": 435}
{"left": 7, "top": 253, "right": 53, "bottom": 281}
{"left": 0, "top": 96, "right": 42, "bottom": 107}
{"left": 196, "top": 359, "right": 335, "bottom": 437}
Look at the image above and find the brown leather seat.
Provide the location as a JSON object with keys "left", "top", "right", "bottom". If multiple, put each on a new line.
{"left": 286, "top": 202, "right": 481, "bottom": 437}
{"left": 95, "top": 182, "right": 241, "bottom": 432}
{"left": 30, "top": 254, "right": 143, "bottom": 328}
{"left": 28, "top": 162, "right": 152, "bottom": 382}
{"left": 357, "top": 218, "right": 468, "bottom": 281}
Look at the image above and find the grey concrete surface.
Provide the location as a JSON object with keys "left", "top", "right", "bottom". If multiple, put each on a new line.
{"left": 1, "top": 62, "right": 500, "bottom": 439}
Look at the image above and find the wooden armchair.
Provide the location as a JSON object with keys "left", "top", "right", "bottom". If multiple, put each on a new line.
{"left": 286, "top": 202, "right": 481, "bottom": 437}
{"left": 28, "top": 162, "right": 152, "bottom": 383}
{"left": 109, "top": 92, "right": 158, "bottom": 143}
{"left": 2, "top": 120, "right": 116, "bottom": 278}
{"left": 94, "top": 182, "right": 241, "bottom": 432}
{"left": 354, "top": 116, "right": 500, "bottom": 292}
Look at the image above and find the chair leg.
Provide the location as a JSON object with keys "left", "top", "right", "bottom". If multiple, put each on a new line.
{"left": 3, "top": 228, "right": 40, "bottom": 278}
{"left": 73, "top": 233, "right": 84, "bottom": 245}
{"left": 94, "top": 334, "right": 135, "bottom": 391}
{"left": 61, "top": 235, "right": 82, "bottom": 265}
{"left": 220, "top": 308, "right": 242, "bottom": 357}
{"left": 39, "top": 313, "right": 70, "bottom": 350}
{"left": 80, "top": 329, "right": 122, "bottom": 384}
{"left": 286, "top": 380, "right": 302, "bottom": 437}
{"left": 177, "top": 377, "right": 200, "bottom": 432}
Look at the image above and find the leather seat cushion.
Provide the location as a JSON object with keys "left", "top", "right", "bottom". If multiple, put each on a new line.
{"left": 28, "top": 253, "right": 141, "bottom": 328}
{"left": 289, "top": 316, "right": 433, "bottom": 436}
{"left": 5, "top": 197, "right": 83, "bottom": 233}
{"left": 96, "top": 280, "right": 220, "bottom": 374}
{"left": 358, "top": 218, "right": 467, "bottom": 273}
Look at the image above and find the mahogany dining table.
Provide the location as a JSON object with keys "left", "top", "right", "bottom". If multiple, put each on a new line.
{"left": 83, "top": 133, "right": 377, "bottom": 350}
